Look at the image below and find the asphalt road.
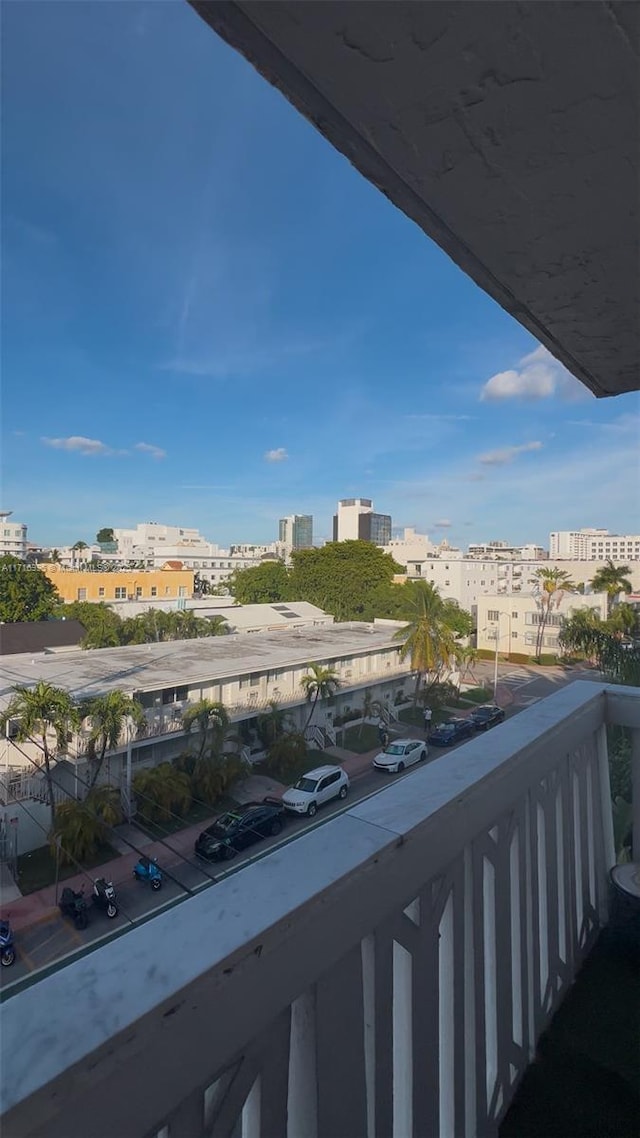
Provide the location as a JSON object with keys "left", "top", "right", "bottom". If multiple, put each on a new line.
{"left": 1, "top": 663, "right": 599, "bottom": 994}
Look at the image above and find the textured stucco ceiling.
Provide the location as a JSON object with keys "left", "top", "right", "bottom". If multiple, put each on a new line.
{"left": 193, "top": 1, "right": 639, "bottom": 397}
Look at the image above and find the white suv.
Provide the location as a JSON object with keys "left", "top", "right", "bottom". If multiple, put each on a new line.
{"left": 282, "top": 765, "right": 349, "bottom": 817}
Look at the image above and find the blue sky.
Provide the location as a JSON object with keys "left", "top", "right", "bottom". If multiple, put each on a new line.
{"left": 2, "top": 2, "right": 639, "bottom": 550}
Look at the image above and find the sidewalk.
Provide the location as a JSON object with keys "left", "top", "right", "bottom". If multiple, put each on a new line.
{"left": 0, "top": 737, "right": 425, "bottom": 935}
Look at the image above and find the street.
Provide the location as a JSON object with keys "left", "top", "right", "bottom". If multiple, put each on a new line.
{"left": 0, "top": 663, "right": 599, "bottom": 994}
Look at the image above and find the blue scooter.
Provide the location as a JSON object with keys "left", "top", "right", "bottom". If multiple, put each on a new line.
{"left": 0, "top": 917, "right": 16, "bottom": 967}
{"left": 133, "top": 855, "right": 162, "bottom": 891}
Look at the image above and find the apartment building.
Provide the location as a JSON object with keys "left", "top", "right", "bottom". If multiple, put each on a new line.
{"left": 0, "top": 510, "right": 28, "bottom": 559}
{"left": 467, "top": 540, "right": 547, "bottom": 561}
{"left": 0, "top": 622, "right": 411, "bottom": 792}
{"left": 383, "top": 527, "right": 434, "bottom": 566}
{"left": 476, "top": 591, "right": 608, "bottom": 658}
{"left": 278, "top": 514, "right": 313, "bottom": 554}
{"left": 333, "top": 498, "right": 392, "bottom": 545}
{"left": 550, "top": 528, "right": 640, "bottom": 560}
{"left": 41, "top": 564, "right": 194, "bottom": 604}
{"left": 406, "top": 556, "right": 640, "bottom": 610}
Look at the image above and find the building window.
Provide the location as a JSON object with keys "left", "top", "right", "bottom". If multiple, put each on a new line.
{"left": 151, "top": 586, "right": 157, "bottom": 597}
{"left": 178, "top": 586, "right": 187, "bottom": 598}
{"left": 98, "top": 587, "right": 105, "bottom": 598}
{"left": 511, "top": 632, "right": 518, "bottom": 639}
{"left": 115, "top": 587, "right": 127, "bottom": 600}
{"left": 136, "top": 587, "right": 143, "bottom": 599}
{"left": 165, "top": 587, "right": 171, "bottom": 595}
{"left": 77, "top": 588, "right": 87, "bottom": 601}
{"left": 512, "top": 612, "right": 518, "bottom": 619}
{"left": 488, "top": 610, "right": 500, "bottom": 622}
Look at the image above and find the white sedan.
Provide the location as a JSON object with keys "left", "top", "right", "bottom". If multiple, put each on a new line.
{"left": 372, "top": 738, "right": 427, "bottom": 774}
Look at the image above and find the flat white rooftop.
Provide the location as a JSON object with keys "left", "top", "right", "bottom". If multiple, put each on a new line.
{"left": 0, "top": 622, "right": 403, "bottom": 707}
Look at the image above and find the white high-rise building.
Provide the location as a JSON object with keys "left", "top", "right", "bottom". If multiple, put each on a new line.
{"left": 0, "top": 511, "right": 28, "bottom": 559}
{"left": 332, "top": 499, "right": 392, "bottom": 545}
{"left": 550, "top": 529, "right": 640, "bottom": 560}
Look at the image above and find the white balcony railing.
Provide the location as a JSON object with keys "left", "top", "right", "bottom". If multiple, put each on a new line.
{"left": 2, "top": 681, "right": 638, "bottom": 1138}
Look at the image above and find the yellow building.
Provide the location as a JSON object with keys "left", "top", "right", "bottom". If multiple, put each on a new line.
{"left": 42, "top": 564, "right": 195, "bottom": 604}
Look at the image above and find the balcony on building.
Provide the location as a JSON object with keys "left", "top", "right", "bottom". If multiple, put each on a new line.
{"left": 2, "top": 679, "right": 639, "bottom": 1138}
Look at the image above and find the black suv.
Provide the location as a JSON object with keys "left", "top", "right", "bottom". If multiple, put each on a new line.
{"left": 194, "top": 800, "right": 285, "bottom": 862}
{"left": 469, "top": 705, "right": 506, "bottom": 731}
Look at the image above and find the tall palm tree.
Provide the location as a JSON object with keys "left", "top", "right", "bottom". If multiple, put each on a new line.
{"left": 0, "top": 683, "right": 79, "bottom": 828}
{"left": 394, "top": 581, "right": 460, "bottom": 703}
{"left": 532, "top": 568, "right": 576, "bottom": 658}
{"left": 80, "top": 691, "right": 146, "bottom": 789}
{"left": 181, "top": 700, "right": 229, "bottom": 761}
{"left": 590, "top": 560, "right": 633, "bottom": 615}
{"left": 300, "top": 663, "right": 340, "bottom": 732}
{"left": 606, "top": 602, "right": 637, "bottom": 639}
{"left": 50, "top": 785, "right": 122, "bottom": 865}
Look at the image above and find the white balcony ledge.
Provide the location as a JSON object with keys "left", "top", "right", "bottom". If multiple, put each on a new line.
{"left": 1, "top": 681, "right": 638, "bottom": 1138}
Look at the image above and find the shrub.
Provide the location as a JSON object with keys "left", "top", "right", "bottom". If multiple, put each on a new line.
{"left": 534, "top": 654, "right": 559, "bottom": 666}
{"left": 507, "top": 652, "right": 530, "bottom": 665}
{"left": 477, "top": 648, "right": 507, "bottom": 661}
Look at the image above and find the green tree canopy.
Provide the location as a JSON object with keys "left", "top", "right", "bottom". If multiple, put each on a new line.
{"left": 289, "top": 541, "right": 403, "bottom": 620}
{"left": 0, "top": 682, "right": 79, "bottom": 826}
{"left": 72, "top": 541, "right": 88, "bottom": 551}
{"left": 229, "top": 560, "right": 290, "bottom": 604}
{"left": 300, "top": 662, "right": 340, "bottom": 730}
{"left": 96, "top": 528, "right": 115, "bottom": 543}
{"left": 59, "top": 601, "right": 123, "bottom": 648}
{"left": 394, "top": 581, "right": 468, "bottom": 702}
{"left": 590, "top": 559, "right": 633, "bottom": 615}
{"left": 0, "top": 555, "right": 62, "bottom": 622}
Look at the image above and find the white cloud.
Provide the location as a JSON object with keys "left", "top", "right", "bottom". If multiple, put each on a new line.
{"left": 264, "top": 447, "right": 288, "bottom": 463}
{"left": 432, "top": 518, "right": 452, "bottom": 528}
{"left": 480, "top": 345, "right": 587, "bottom": 402}
{"left": 135, "top": 442, "right": 166, "bottom": 460}
{"left": 42, "top": 435, "right": 112, "bottom": 456}
{"left": 478, "top": 440, "right": 543, "bottom": 466}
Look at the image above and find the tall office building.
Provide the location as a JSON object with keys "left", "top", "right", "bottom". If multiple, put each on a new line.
{"left": 279, "top": 514, "right": 313, "bottom": 552}
{"left": 332, "top": 499, "right": 392, "bottom": 546}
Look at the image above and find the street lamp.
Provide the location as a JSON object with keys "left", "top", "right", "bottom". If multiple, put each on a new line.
{"left": 481, "top": 613, "right": 510, "bottom": 699}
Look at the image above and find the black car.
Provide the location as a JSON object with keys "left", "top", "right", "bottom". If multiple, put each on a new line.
{"left": 469, "top": 705, "right": 506, "bottom": 731}
{"left": 428, "top": 717, "right": 475, "bottom": 747}
{"left": 194, "top": 800, "right": 285, "bottom": 861}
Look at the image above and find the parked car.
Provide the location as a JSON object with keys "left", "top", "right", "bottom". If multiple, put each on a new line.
{"left": 373, "top": 738, "right": 427, "bottom": 773}
{"left": 282, "top": 765, "right": 349, "bottom": 817}
{"left": 428, "top": 718, "right": 475, "bottom": 747}
{"left": 195, "top": 801, "right": 286, "bottom": 862}
{"left": 469, "top": 705, "right": 505, "bottom": 731}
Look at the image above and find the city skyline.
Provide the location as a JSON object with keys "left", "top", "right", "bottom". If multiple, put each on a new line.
{"left": 3, "top": 2, "right": 639, "bottom": 549}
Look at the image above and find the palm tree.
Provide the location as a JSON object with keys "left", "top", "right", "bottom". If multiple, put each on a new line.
{"left": 300, "top": 663, "right": 340, "bottom": 732}
{"left": 181, "top": 700, "right": 229, "bottom": 761}
{"left": 457, "top": 645, "right": 480, "bottom": 686}
{"left": 394, "top": 581, "right": 460, "bottom": 703}
{"left": 532, "top": 568, "right": 576, "bottom": 658}
{"left": 50, "top": 548, "right": 61, "bottom": 563}
{"left": 0, "top": 683, "right": 79, "bottom": 828}
{"left": 606, "top": 602, "right": 637, "bottom": 639}
{"left": 265, "top": 731, "right": 308, "bottom": 782}
{"left": 80, "top": 691, "right": 146, "bottom": 789}
{"left": 591, "top": 560, "right": 633, "bottom": 615}
{"left": 558, "top": 607, "right": 603, "bottom": 663}
{"left": 359, "top": 689, "right": 382, "bottom": 740}
{"left": 50, "top": 786, "right": 122, "bottom": 865}
{"left": 257, "top": 700, "right": 289, "bottom": 749}
{"left": 132, "top": 763, "right": 191, "bottom": 824}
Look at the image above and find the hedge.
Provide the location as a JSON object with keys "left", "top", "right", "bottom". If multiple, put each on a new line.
{"left": 507, "top": 652, "right": 530, "bottom": 665}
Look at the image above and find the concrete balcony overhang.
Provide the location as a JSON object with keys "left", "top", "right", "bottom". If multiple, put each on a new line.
{"left": 192, "top": 1, "right": 639, "bottom": 398}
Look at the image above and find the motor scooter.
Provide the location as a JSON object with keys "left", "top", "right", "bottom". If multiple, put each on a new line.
{"left": 133, "top": 855, "right": 162, "bottom": 890}
{"left": 92, "top": 877, "right": 118, "bottom": 918}
{"left": 0, "top": 917, "right": 16, "bottom": 966}
{"left": 59, "top": 886, "right": 89, "bottom": 930}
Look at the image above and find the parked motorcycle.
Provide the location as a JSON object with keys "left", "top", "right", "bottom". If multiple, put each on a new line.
{"left": 0, "top": 917, "right": 16, "bottom": 967}
{"left": 92, "top": 877, "right": 118, "bottom": 919}
{"left": 133, "top": 855, "right": 162, "bottom": 891}
{"left": 59, "top": 886, "right": 89, "bottom": 930}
